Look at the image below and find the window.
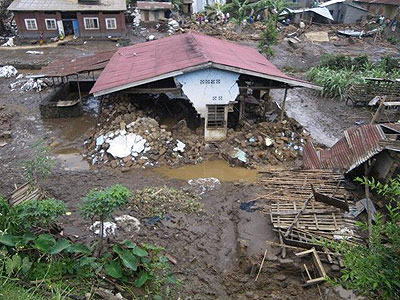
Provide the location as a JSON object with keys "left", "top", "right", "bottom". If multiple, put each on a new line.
{"left": 84, "top": 17, "right": 99, "bottom": 29}
{"left": 25, "top": 19, "right": 37, "bottom": 30}
{"left": 45, "top": 19, "right": 57, "bottom": 30}
{"left": 105, "top": 18, "right": 117, "bottom": 29}
{"left": 207, "top": 105, "right": 225, "bottom": 128}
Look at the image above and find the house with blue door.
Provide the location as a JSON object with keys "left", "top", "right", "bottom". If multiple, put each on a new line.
{"left": 8, "top": 0, "right": 127, "bottom": 39}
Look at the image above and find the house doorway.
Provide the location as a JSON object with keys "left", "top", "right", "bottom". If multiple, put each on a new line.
{"left": 61, "top": 12, "right": 78, "bottom": 36}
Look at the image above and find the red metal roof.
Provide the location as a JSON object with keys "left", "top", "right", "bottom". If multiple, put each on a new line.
{"left": 90, "top": 31, "right": 319, "bottom": 96}
{"left": 41, "top": 50, "right": 116, "bottom": 77}
{"left": 303, "top": 124, "right": 389, "bottom": 172}
{"left": 137, "top": 1, "right": 172, "bottom": 10}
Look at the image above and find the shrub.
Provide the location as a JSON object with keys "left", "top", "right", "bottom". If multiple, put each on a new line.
{"left": 23, "top": 140, "right": 55, "bottom": 183}
{"left": 80, "top": 184, "right": 132, "bottom": 253}
{"left": 259, "top": 17, "right": 278, "bottom": 57}
{"left": 329, "top": 176, "right": 400, "bottom": 299}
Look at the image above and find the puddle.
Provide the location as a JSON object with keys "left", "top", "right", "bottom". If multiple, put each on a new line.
{"left": 43, "top": 115, "right": 95, "bottom": 152}
{"left": 153, "top": 160, "right": 259, "bottom": 182}
{"left": 55, "top": 152, "right": 90, "bottom": 171}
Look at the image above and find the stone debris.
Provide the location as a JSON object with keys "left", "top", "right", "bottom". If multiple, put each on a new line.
{"left": 114, "top": 215, "right": 140, "bottom": 233}
{"left": 85, "top": 96, "right": 310, "bottom": 169}
{"left": 0, "top": 66, "right": 18, "bottom": 78}
{"left": 187, "top": 177, "right": 221, "bottom": 195}
{"left": 1, "top": 37, "right": 15, "bottom": 47}
{"left": 90, "top": 221, "right": 117, "bottom": 237}
{"left": 26, "top": 50, "right": 44, "bottom": 55}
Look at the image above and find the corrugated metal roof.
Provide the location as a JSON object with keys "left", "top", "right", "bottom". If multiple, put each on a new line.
{"left": 303, "top": 124, "right": 394, "bottom": 172}
{"left": 8, "top": 0, "right": 126, "bottom": 12}
{"left": 90, "top": 31, "right": 320, "bottom": 96}
{"left": 40, "top": 50, "right": 115, "bottom": 77}
{"left": 320, "top": 0, "right": 345, "bottom": 7}
{"left": 381, "top": 123, "right": 400, "bottom": 133}
{"left": 354, "top": 0, "right": 400, "bottom": 5}
{"left": 137, "top": 1, "right": 172, "bottom": 10}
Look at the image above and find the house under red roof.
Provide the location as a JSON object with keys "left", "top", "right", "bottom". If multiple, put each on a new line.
{"left": 90, "top": 31, "right": 320, "bottom": 97}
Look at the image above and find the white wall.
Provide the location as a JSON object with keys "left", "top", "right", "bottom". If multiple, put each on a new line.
{"left": 193, "top": 0, "right": 226, "bottom": 13}
{"left": 176, "top": 68, "right": 239, "bottom": 118}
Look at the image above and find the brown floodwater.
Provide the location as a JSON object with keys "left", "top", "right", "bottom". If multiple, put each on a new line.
{"left": 43, "top": 115, "right": 95, "bottom": 171}
{"left": 153, "top": 159, "right": 259, "bottom": 182}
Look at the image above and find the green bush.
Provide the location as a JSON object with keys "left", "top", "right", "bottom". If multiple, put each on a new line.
{"left": 329, "top": 176, "right": 400, "bottom": 299}
{"left": 259, "top": 17, "right": 278, "bottom": 57}
{"left": 15, "top": 198, "right": 66, "bottom": 231}
{"left": 23, "top": 140, "right": 55, "bottom": 183}
{"left": 80, "top": 184, "right": 132, "bottom": 253}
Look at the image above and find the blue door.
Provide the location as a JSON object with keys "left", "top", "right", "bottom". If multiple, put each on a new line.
{"left": 72, "top": 19, "right": 80, "bottom": 37}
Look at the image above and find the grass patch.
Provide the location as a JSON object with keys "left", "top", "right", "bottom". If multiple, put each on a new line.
{"left": 307, "top": 54, "right": 400, "bottom": 100}
{"left": 0, "top": 282, "right": 47, "bottom": 300}
{"left": 132, "top": 187, "right": 203, "bottom": 217}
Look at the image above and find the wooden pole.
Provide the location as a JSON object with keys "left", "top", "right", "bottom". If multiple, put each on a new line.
{"left": 364, "top": 164, "right": 372, "bottom": 239}
{"left": 76, "top": 73, "right": 82, "bottom": 104}
{"left": 371, "top": 96, "right": 386, "bottom": 124}
{"left": 280, "top": 85, "right": 288, "bottom": 122}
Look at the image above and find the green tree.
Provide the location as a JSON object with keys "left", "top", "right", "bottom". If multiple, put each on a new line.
{"left": 331, "top": 176, "right": 400, "bottom": 299}
{"left": 80, "top": 184, "right": 132, "bottom": 254}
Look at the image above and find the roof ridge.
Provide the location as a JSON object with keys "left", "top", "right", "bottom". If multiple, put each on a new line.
{"left": 188, "top": 31, "right": 211, "bottom": 62}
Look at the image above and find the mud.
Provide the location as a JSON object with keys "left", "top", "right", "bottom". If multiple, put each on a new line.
{"left": 154, "top": 159, "right": 259, "bottom": 182}
{"left": 0, "top": 33, "right": 382, "bottom": 299}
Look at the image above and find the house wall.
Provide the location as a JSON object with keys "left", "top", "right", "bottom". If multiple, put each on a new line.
{"left": 193, "top": 0, "right": 226, "bottom": 13}
{"left": 357, "top": 3, "right": 398, "bottom": 18}
{"left": 77, "top": 12, "right": 126, "bottom": 37}
{"left": 176, "top": 68, "right": 240, "bottom": 118}
{"left": 140, "top": 9, "right": 166, "bottom": 22}
{"left": 176, "top": 68, "right": 239, "bottom": 142}
{"left": 343, "top": 5, "right": 369, "bottom": 24}
{"left": 14, "top": 11, "right": 60, "bottom": 38}
{"left": 371, "top": 150, "right": 397, "bottom": 180}
{"left": 13, "top": 11, "right": 126, "bottom": 39}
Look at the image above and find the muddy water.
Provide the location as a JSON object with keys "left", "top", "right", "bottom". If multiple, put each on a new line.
{"left": 43, "top": 115, "right": 95, "bottom": 171}
{"left": 154, "top": 159, "right": 259, "bottom": 182}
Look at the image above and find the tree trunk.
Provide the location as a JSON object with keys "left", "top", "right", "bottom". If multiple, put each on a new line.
{"left": 99, "top": 218, "right": 104, "bottom": 257}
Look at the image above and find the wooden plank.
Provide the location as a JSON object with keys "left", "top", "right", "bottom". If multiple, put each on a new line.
{"left": 284, "top": 194, "right": 313, "bottom": 238}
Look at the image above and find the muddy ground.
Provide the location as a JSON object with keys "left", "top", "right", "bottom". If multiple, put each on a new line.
{"left": 0, "top": 27, "right": 394, "bottom": 299}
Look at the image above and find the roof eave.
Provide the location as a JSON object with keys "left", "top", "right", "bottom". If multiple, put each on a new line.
{"left": 92, "top": 62, "right": 213, "bottom": 97}
{"left": 211, "top": 63, "right": 323, "bottom": 90}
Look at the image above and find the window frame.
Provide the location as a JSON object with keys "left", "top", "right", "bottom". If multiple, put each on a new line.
{"left": 206, "top": 105, "right": 226, "bottom": 129}
{"left": 83, "top": 17, "right": 100, "bottom": 30}
{"left": 24, "top": 18, "right": 38, "bottom": 31}
{"left": 45, "top": 18, "right": 57, "bottom": 30}
{"left": 105, "top": 17, "right": 117, "bottom": 29}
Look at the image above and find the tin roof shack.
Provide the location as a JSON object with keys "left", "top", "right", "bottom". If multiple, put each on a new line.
{"left": 90, "top": 32, "right": 320, "bottom": 142}
{"left": 136, "top": 1, "right": 172, "bottom": 22}
{"left": 354, "top": 0, "right": 400, "bottom": 18}
{"left": 8, "top": 0, "right": 127, "bottom": 39}
{"left": 320, "top": 0, "right": 370, "bottom": 24}
{"left": 281, "top": 7, "right": 335, "bottom": 24}
{"left": 303, "top": 123, "right": 400, "bottom": 181}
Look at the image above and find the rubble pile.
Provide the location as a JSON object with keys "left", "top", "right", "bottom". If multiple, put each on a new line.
{"left": 85, "top": 97, "right": 310, "bottom": 169}
{"left": 131, "top": 186, "right": 203, "bottom": 217}
{"left": 221, "top": 119, "right": 310, "bottom": 167}
{"left": 84, "top": 99, "right": 207, "bottom": 168}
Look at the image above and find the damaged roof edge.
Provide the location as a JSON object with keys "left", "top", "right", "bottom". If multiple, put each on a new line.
{"left": 92, "top": 62, "right": 321, "bottom": 97}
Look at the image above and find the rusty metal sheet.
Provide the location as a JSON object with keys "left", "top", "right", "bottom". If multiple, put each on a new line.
{"left": 303, "top": 124, "right": 389, "bottom": 172}
{"left": 40, "top": 50, "right": 116, "bottom": 77}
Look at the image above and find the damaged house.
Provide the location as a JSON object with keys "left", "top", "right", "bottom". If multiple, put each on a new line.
{"left": 90, "top": 32, "right": 319, "bottom": 142}
{"left": 303, "top": 123, "right": 400, "bottom": 181}
{"left": 8, "top": 0, "right": 127, "bottom": 39}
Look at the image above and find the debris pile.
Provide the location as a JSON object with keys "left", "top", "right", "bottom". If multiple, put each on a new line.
{"left": 85, "top": 97, "right": 309, "bottom": 169}
{"left": 131, "top": 186, "right": 203, "bottom": 217}
{"left": 10, "top": 76, "right": 49, "bottom": 92}
{"left": 0, "top": 65, "right": 18, "bottom": 78}
{"left": 222, "top": 120, "right": 310, "bottom": 166}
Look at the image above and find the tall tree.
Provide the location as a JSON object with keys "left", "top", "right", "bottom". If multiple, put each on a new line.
{"left": 0, "top": 0, "right": 13, "bottom": 35}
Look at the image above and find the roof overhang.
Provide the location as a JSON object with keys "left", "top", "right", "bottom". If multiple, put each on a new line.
{"left": 92, "top": 63, "right": 321, "bottom": 97}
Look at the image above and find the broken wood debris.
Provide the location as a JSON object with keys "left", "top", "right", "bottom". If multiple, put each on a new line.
{"left": 260, "top": 169, "right": 359, "bottom": 255}
{"left": 6, "top": 182, "right": 47, "bottom": 206}
{"left": 295, "top": 247, "right": 326, "bottom": 286}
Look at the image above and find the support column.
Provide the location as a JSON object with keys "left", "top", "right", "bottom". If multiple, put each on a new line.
{"left": 280, "top": 84, "right": 289, "bottom": 122}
